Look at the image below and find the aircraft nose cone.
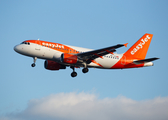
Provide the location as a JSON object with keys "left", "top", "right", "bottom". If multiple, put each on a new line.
{"left": 14, "top": 45, "right": 19, "bottom": 52}
{"left": 14, "top": 45, "right": 22, "bottom": 53}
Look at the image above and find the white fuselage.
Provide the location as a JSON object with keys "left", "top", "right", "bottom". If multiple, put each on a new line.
{"left": 14, "top": 42, "right": 123, "bottom": 69}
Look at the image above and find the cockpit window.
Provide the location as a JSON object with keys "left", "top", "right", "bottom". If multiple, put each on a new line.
{"left": 21, "top": 42, "right": 30, "bottom": 45}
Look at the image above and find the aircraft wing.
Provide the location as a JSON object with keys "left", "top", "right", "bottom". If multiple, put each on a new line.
{"left": 76, "top": 44, "right": 127, "bottom": 64}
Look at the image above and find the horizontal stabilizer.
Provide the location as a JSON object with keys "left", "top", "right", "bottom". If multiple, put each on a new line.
{"left": 133, "top": 57, "right": 159, "bottom": 64}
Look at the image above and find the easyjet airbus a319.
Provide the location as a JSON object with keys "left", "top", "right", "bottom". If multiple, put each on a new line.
{"left": 14, "top": 33, "right": 159, "bottom": 77}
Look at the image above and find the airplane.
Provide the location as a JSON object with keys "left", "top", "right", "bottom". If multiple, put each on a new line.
{"left": 14, "top": 33, "right": 159, "bottom": 77}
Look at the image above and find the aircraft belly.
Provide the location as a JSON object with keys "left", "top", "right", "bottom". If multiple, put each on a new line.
{"left": 89, "top": 54, "right": 123, "bottom": 69}
{"left": 96, "top": 59, "right": 119, "bottom": 68}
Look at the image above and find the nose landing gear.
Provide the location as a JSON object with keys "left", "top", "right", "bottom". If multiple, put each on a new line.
{"left": 31, "top": 57, "right": 37, "bottom": 67}
{"left": 31, "top": 63, "right": 36, "bottom": 67}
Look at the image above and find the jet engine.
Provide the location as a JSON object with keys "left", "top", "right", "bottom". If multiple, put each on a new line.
{"left": 61, "top": 53, "right": 78, "bottom": 64}
{"left": 44, "top": 60, "right": 66, "bottom": 70}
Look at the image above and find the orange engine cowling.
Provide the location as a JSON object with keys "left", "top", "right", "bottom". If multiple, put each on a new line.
{"left": 44, "top": 60, "right": 66, "bottom": 70}
{"left": 61, "top": 53, "right": 78, "bottom": 64}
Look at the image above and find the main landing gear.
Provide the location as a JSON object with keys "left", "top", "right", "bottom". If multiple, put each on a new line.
{"left": 82, "top": 68, "right": 89, "bottom": 73}
{"left": 70, "top": 66, "right": 77, "bottom": 77}
{"left": 82, "top": 62, "right": 89, "bottom": 73}
{"left": 31, "top": 57, "right": 37, "bottom": 67}
{"left": 70, "top": 65, "right": 89, "bottom": 78}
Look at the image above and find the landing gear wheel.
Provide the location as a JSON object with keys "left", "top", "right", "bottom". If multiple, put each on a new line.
{"left": 31, "top": 63, "right": 36, "bottom": 67}
{"left": 71, "top": 72, "right": 77, "bottom": 77}
{"left": 31, "top": 57, "right": 37, "bottom": 67}
{"left": 82, "top": 68, "right": 89, "bottom": 73}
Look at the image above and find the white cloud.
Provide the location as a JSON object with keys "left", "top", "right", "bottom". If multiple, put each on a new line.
{"left": 1, "top": 92, "right": 168, "bottom": 120}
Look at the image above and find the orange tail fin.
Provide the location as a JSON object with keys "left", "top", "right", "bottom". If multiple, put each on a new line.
{"left": 124, "top": 33, "right": 153, "bottom": 60}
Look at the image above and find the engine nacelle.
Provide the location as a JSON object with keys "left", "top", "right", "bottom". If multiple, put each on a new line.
{"left": 44, "top": 60, "right": 66, "bottom": 70}
{"left": 61, "top": 53, "right": 78, "bottom": 64}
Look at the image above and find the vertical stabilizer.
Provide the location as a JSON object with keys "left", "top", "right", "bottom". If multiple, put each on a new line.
{"left": 124, "top": 33, "right": 153, "bottom": 59}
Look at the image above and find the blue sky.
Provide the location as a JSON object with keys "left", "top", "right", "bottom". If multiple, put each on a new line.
{"left": 0, "top": 0, "right": 168, "bottom": 120}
